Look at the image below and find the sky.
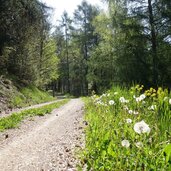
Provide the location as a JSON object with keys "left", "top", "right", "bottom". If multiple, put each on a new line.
{"left": 40, "top": 0, "right": 106, "bottom": 26}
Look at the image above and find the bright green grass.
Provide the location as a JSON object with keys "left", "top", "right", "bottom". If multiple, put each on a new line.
{"left": 0, "top": 99, "right": 69, "bottom": 131}
{"left": 81, "top": 85, "right": 171, "bottom": 171}
{"left": 11, "top": 85, "right": 55, "bottom": 108}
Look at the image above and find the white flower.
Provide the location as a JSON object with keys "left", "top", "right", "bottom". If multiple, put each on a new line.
{"left": 101, "top": 93, "right": 107, "bottom": 98}
{"left": 119, "top": 97, "right": 129, "bottom": 103}
{"left": 120, "top": 97, "right": 125, "bottom": 103}
{"left": 134, "top": 120, "right": 151, "bottom": 134}
{"left": 109, "top": 100, "right": 115, "bottom": 105}
{"left": 133, "top": 111, "right": 139, "bottom": 115}
{"left": 96, "top": 100, "right": 103, "bottom": 105}
{"left": 114, "top": 92, "right": 118, "bottom": 95}
{"left": 135, "top": 142, "right": 143, "bottom": 148}
{"left": 169, "top": 99, "right": 171, "bottom": 104}
{"left": 136, "top": 94, "right": 146, "bottom": 102}
{"left": 96, "top": 100, "right": 107, "bottom": 106}
{"left": 140, "top": 94, "right": 146, "bottom": 100}
{"left": 121, "top": 140, "right": 130, "bottom": 148}
{"left": 128, "top": 110, "right": 133, "bottom": 114}
{"left": 136, "top": 97, "right": 141, "bottom": 102}
{"left": 148, "top": 105, "right": 156, "bottom": 110}
{"left": 126, "top": 118, "right": 132, "bottom": 123}
{"left": 125, "top": 99, "right": 129, "bottom": 103}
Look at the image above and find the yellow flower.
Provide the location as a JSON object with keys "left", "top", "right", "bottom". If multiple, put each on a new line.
{"left": 151, "top": 93, "right": 156, "bottom": 97}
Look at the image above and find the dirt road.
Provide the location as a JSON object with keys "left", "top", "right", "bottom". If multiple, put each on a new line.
{"left": 0, "top": 99, "right": 84, "bottom": 171}
{"left": 0, "top": 99, "right": 65, "bottom": 118}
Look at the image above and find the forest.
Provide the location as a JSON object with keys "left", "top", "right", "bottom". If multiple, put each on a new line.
{"left": 0, "top": 0, "right": 171, "bottom": 170}
{"left": 0, "top": 0, "right": 171, "bottom": 96}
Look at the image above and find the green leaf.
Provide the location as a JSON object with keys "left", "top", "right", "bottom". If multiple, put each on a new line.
{"left": 163, "top": 144, "right": 171, "bottom": 163}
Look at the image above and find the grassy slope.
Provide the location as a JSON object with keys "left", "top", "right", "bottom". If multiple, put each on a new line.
{"left": 11, "top": 86, "right": 55, "bottom": 108}
{"left": 0, "top": 76, "right": 55, "bottom": 111}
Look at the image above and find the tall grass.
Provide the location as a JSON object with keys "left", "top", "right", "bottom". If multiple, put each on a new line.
{"left": 81, "top": 85, "right": 171, "bottom": 170}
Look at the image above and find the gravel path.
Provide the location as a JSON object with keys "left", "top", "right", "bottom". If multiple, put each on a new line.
{"left": 0, "top": 99, "right": 85, "bottom": 171}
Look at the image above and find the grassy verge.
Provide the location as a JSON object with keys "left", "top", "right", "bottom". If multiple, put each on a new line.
{"left": 11, "top": 85, "right": 55, "bottom": 108}
{"left": 81, "top": 85, "right": 171, "bottom": 170}
{"left": 0, "top": 99, "right": 69, "bottom": 132}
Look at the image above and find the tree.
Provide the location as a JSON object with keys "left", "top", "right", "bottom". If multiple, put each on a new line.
{"left": 73, "top": 0, "right": 99, "bottom": 95}
{"left": 0, "top": 0, "right": 58, "bottom": 88}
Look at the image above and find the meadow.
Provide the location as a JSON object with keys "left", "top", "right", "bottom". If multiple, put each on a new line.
{"left": 82, "top": 85, "right": 171, "bottom": 170}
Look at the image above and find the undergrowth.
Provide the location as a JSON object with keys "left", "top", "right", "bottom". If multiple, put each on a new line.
{"left": 81, "top": 85, "right": 171, "bottom": 170}
{"left": 0, "top": 99, "right": 69, "bottom": 131}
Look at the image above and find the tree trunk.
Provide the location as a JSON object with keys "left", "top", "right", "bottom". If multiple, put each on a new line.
{"left": 148, "top": 0, "right": 158, "bottom": 85}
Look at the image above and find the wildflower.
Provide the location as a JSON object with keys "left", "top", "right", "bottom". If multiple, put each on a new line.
{"left": 120, "top": 97, "right": 125, "bottom": 103}
{"left": 125, "top": 99, "right": 129, "bottom": 103}
{"left": 136, "top": 97, "right": 141, "bottom": 102}
{"left": 101, "top": 93, "right": 107, "bottom": 98}
{"left": 121, "top": 140, "right": 130, "bottom": 148}
{"left": 119, "top": 97, "right": 129, "bottom": 103}
{"left": 96, "top": 100, "right": 107, "bottom": 106}
{"left": 96, "top": 100, "right": 103, "bottom": 105}
{"left": 136, "top": 94, "right": 146, "bottom": 102}
{"left": 169, "top": 99, "right": 171, "bottom": 104}
{"left": 109, "top": 100, "right": 115, "bottom": 105}
{"left": 135, "top": 142, "right": 143, "bottom": 148}
{"left": 114, "top": 92, "right": 118, "bottom": 95}
{"left": 151, "top": 93, "right": 156, "bottom": 97}
{"left": 148, "top": 105, "right": 156, "bottom": 110}
{"left": 140, "top": 94, "right": 146, "bottom": 100}
{"left": 134, "top": 120, "right": 151, "bottom": 134}
{"left": 133, "top": 111, "right": 139, "bottom": 115}
{"left": 107, "top": 93, "right": 110, "bottom": 97}
{"left": 128, "top": 110, "right": 133, "bottom": 114}
{"left": 126, "top": 118, "right": 132, "bottom": 123}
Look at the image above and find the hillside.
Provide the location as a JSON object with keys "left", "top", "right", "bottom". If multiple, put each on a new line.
{"left": 0, "top": 75, "right": 55, "bottom": 114}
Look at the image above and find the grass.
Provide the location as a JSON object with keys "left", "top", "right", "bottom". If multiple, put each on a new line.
{"left": 11, "top": 85, "right": 55, "bottom": 108}
{"left": 81, "top": 85, "right": 171, "bottom": 170}
{"left": 0, "top": 99, "right": 69, "bottom": 132}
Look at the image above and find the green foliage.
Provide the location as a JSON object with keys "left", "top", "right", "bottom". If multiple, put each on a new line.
{"left": 0, "top": 0, "right": 59, "bottom": 89}
{"left": 37, "top": 38, "right": 59, "bottom": 87}
{"left": 81, "top": 85, "right": 171, "bottom": 170}
{"left": 164, "top": 144, "right": 171, "bottom": 164}
{"left": 54, "top": 1, "right": 100, "bottom": 96}
{"left": 11, "top": 86, "right": 55, "bottom": 108}
{"left": 0, "top": 99, "right": 69, "bottom": 131}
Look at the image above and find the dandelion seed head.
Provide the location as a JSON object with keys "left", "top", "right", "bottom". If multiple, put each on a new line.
{"left": 126, "top": 118, "right": 132, "bottom": 123}
{"left": 135, "top": 142, "right": 143, "bottom": 148}
{"left": 109, "top": 100, "right": 115, "bottom": 105}
{"left": 121, "top": 140, "right": 130, "bottom": 148}
{"left": 128, "top": 110, "right": 133, "bottom": 114}
{"left": 169, "top": 99, "right": 171, "bottom": 104}
{"left": 134, "top": 120, "right": 151, "bottom": 134}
